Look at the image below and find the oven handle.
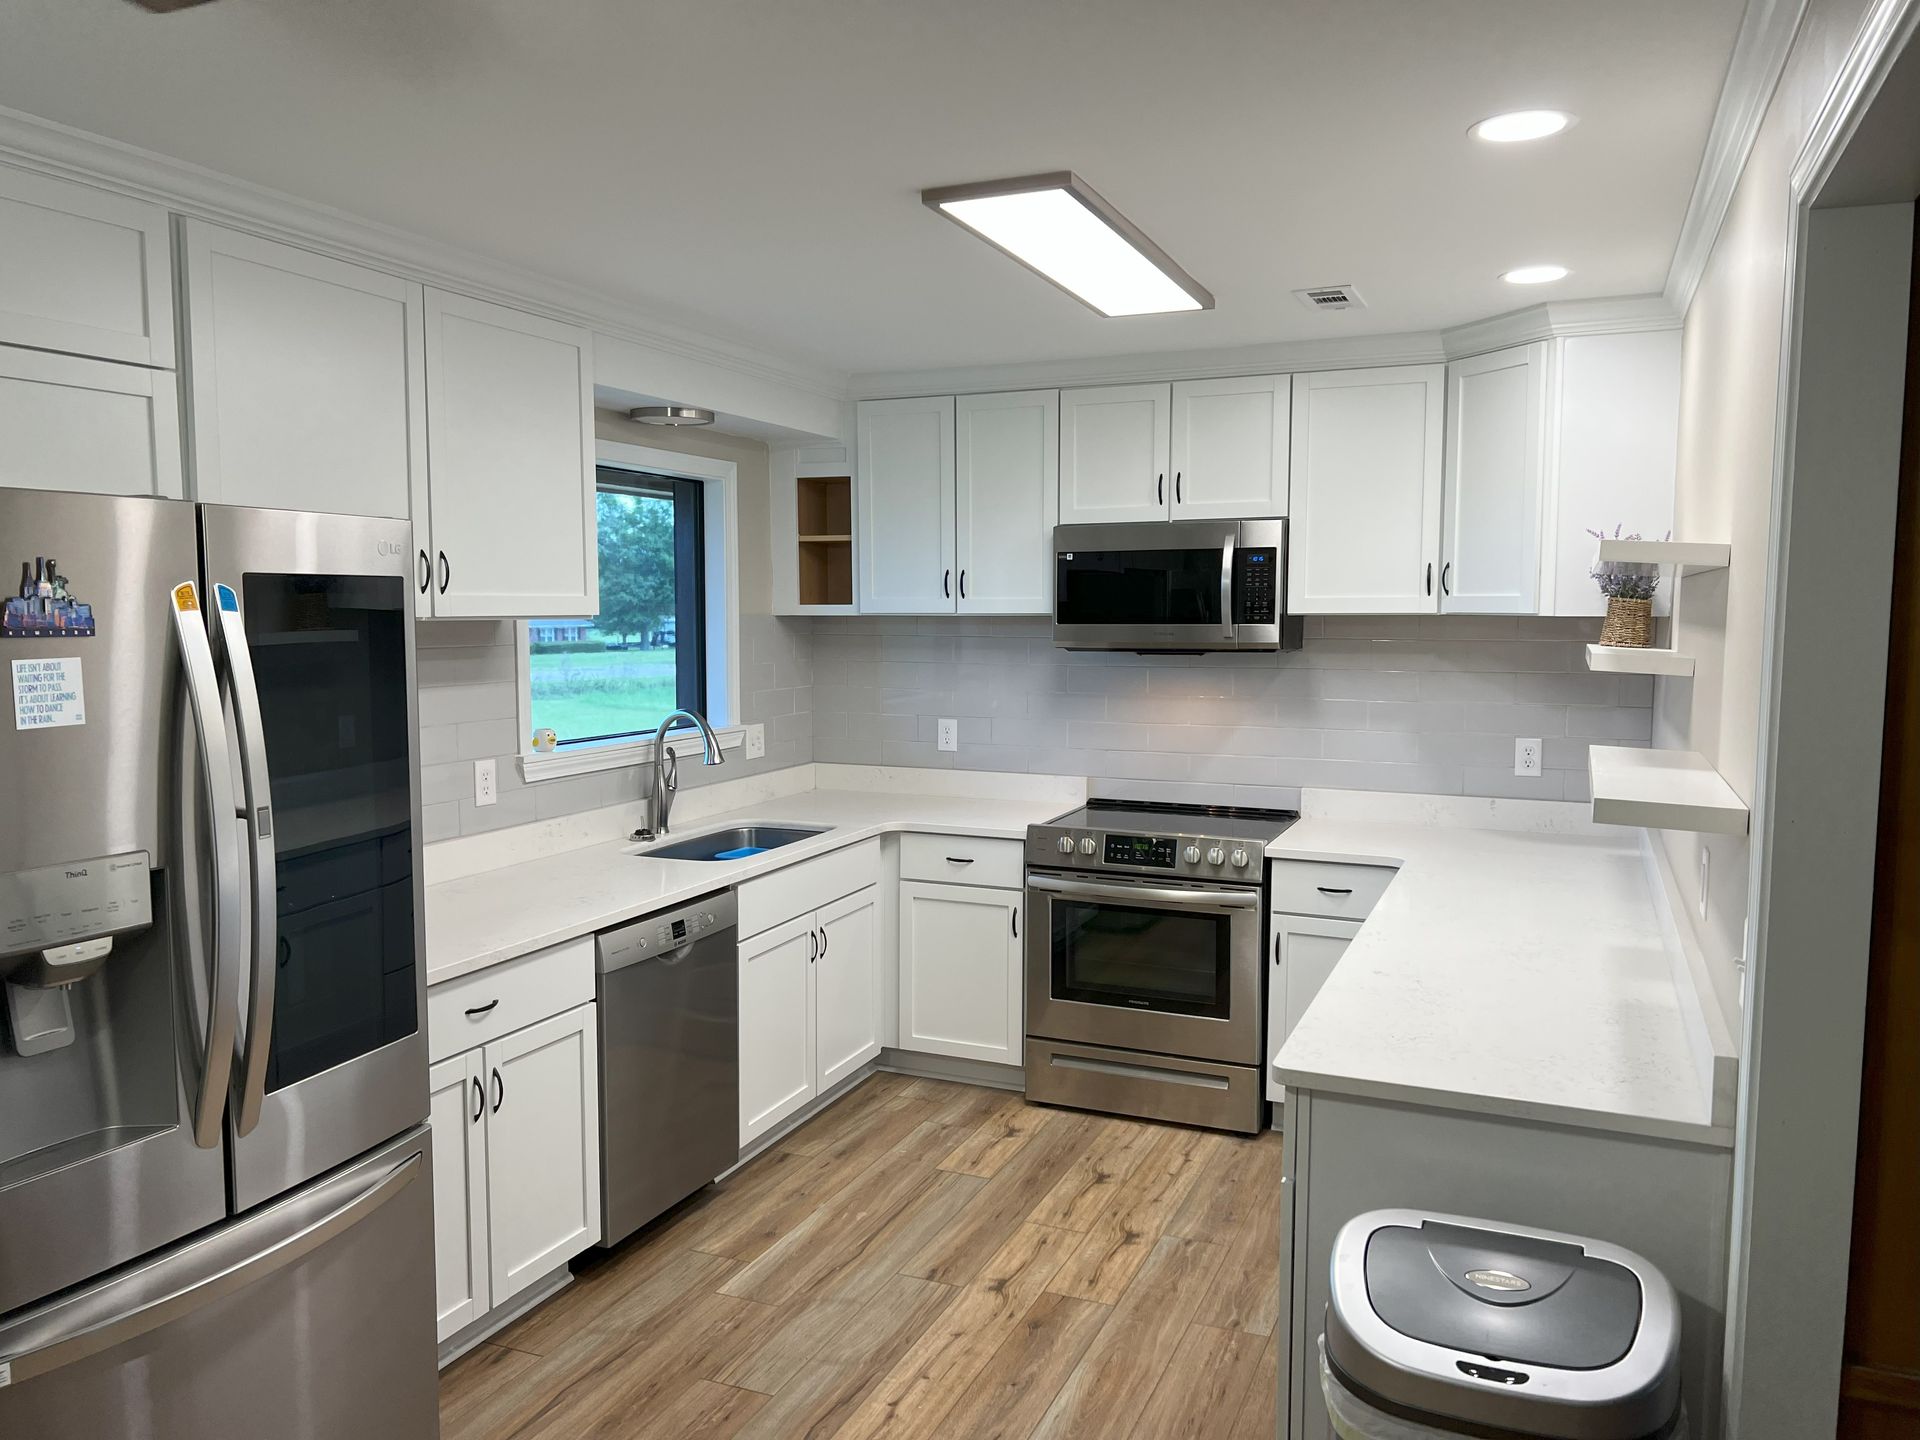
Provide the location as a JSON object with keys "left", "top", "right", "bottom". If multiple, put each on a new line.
{"left": 1026, "top": 873, "right": 1259, "bottom": 911}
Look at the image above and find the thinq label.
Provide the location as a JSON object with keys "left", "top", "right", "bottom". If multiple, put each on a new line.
{"left": 12, "top": 655, "right": 85, "bottom": 730}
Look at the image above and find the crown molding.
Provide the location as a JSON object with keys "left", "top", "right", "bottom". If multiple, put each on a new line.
{"left": 851, "top": 295, "right": 1678, "bottom": 399}
{"left": 0, "top": 105, "right": 847, "bottom": 404}
{"left": 1665, "top": 0, "right": 1810, "bottom": 315}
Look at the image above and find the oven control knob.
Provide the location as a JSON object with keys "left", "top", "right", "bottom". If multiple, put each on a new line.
{"left": 1079, "top": 837, "right": 1098, "bottom": 856}
{"left": 1230, "top": 848, "right": 1250, "bottom": 869}
{"left": 1206, "top": 846, "right": 1226, "bottom": 866}
{"left": 1056, "top": 835, "right": 1075, "bottom": 854}
{"left": 1183, "top": 844, "right": 1202, "bottom": 865}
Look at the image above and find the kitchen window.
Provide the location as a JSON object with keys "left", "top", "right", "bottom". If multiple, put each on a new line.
{"left": 517, "top": 442, "right": 742, "bottom": 780}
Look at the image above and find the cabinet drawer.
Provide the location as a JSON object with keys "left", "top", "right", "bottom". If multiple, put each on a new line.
{"left": 738, "top": 838, "right": 881, "bottom": 940}
{"left": 899, "top": 832, "right": 1023, "bottom": 889}
{"left": 1267, "top": 860, "right": 1396, "bottom": 920}
{"left": 428, "top": 936, "right": 593, "bottom": 1063}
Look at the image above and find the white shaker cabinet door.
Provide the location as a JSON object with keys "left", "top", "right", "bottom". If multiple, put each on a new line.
{"left": 1442, "top": 344, "right": 1547, "bottom": 614}
{"left": 814, "top": 885, "right": 881, "bottom": 1093}
{"left": 1267, "top": 915, "right": 1360, "bottom": 1102}
{"left": 0, "top": 348, "right": 182, "bottom": 497}
{"left": 1059, "top": 383, "right": 1171, "bottom": 524}
{"left": 1170, "top": 374, "right": 1291, "bottom": 519}
{"left": 483, "top": 1003, "right": 600, "bottom": 1309}
{"left": 423, "top": 289, "right": 596, "bottom": 618}
{"left": 0, "top": 163, "right": 174, "bottom": 367}
{"left": 428, "top": 1051, "right": 490, "bottom": 1342}
{"left": 181, "top": 222, "right": 428, "bottom": 533}
{"left": 857, "top": 396, "right": 956, "bottom": 614}
{"left": 898, "top": 881, "right": 1023, "bottom": 1065}
{"left": 1288, "top": 366, "right": 1444, "bottom": 614}
{"left": 954, "top": 389, "right": 1059, "bottom": 614}
{"left": 739, "top": 913, "right": 819, "bottom": 1146}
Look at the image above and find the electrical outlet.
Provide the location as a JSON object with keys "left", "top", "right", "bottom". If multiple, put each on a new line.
{"left": 745, "top": 723, "right": 766, "bottom": 760}
{"left": 1698, "top": 845, "right": 1711, "bottom": 923}
{"left": 1514, "top": 738, "right": 1542, "bottom": 777}
{"left": 474, "top": 757, "right": 496, "bottom": 807}
{"left": 937, "top": 717, "right": 958, "bottom": 752}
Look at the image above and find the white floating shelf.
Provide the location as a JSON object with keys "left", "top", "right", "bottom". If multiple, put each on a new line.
{"left": 1585, "top": 644, "right": 1696, "bottom": 678}
{"left": 1596, "top": 539, "right": 1731, "bottom": 577}
{"left": 1588, "top": 746, "right": 1750, "bottom": 835}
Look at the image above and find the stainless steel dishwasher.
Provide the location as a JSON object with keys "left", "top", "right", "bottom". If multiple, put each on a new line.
{"left": 596, "top": 888, "right": 739, "bottom": 1247}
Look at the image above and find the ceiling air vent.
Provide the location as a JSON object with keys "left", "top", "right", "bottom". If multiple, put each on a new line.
{"left": 1293, "top": 284, "right": 1366, "bottom": 312}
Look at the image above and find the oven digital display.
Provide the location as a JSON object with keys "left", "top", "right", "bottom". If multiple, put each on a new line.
{"left": 1103, "top": 833, "right": 1177, "bottom": 868}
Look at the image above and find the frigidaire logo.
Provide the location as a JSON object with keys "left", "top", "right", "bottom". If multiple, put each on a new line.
{"left": 64, "top": 868, "right": 89, "bottom": 880}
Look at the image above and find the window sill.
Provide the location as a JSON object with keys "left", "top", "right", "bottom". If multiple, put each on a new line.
{"left": 517, "top": 725, "right": 747, "bottom": 783}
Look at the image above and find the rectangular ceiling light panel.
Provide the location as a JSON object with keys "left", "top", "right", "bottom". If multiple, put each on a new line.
{"left": 922, "top": 172, "right": 1213, "bottom": 317}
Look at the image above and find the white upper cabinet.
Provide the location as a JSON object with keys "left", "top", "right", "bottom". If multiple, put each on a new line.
{"left": 423, "top": 289, "right": 596, "bottom": 618}
{"left": 1442, "top": 344, "right": 1547, "bottom": 614}
{"left": 1059, "top": 383, "right": 1172, "bottom": 524}
{"left": 0, "top": 165, "right": 173, "bottom": 368}
{"left": 954, "top": 389, "right": 1059, "bottom": 614}
{"left": 0, "top": 348, "right": 182, "bottom": 498}
{"left": 1288, "top": 365, "right": 1445, "bottom": 614}
{"left": 1541, "top": 331, "right": 1681, "bottom": 616}
{"left": 181, "top": 223, "right": 427, "bottom": 523}
{"left": 857, "top": 395, "right": 957, "bottom": 614}
{"left": 1170, "top": 375, "right": 1290, "bottom": 519}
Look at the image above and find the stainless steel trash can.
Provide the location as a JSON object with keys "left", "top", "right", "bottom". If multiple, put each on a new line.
{"left": 1321, "top": 1209, "right": 1684, "bottom": 1440}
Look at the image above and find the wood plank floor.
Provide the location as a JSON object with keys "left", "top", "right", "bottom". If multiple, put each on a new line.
{"left": 441, "top": 1073, "right": 1283, "bottom": 1440}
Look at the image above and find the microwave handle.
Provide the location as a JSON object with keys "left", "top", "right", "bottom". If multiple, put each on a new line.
{"left": 1220, "top": 531, "right": 1236, "bottom": 640}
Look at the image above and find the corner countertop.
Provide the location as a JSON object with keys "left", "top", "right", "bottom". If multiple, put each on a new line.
{"left": 1270, "top": 808, "right": 1729, "bottom": 1146}
{"left": 424, "top": 788, "right": 1061, "bottom": 987}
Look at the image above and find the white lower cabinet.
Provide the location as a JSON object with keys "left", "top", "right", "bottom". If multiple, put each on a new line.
{"left": 428, "top": 1000, "right": 599, "bottom": 1345}
{"left": 898, "top": 880, "right": 1023, "bottom": 1065}
{"left": 1267, "top": 915, "right": 1360, "bottom": 1103}
{"left": 738, "top": 881, "right": 881, "bottom": 1147}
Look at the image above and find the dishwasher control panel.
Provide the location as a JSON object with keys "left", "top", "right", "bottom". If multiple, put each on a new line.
{"left": 596, "top": 888, "right": 737, "bottom": 974}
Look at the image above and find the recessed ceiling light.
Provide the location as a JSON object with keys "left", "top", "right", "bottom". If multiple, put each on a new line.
{"left": 1471, "top": 110, "right": 1575, "bottom": 144}
{"left": 1502, "top": 264, "right": 1570, "bottom": 285}
{"left": 921, "top": 172, "right": 1213, "bottom": 317}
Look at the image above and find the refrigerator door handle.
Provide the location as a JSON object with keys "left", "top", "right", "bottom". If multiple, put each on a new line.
{"left": 211, "top": 583, "right": 278, "bottom": 1138}
{"left": 0, "top": 1147, "right": 423, "bottom": 1386}
{"left": 170, "top": 581, "right": 244, "bottom": 1151}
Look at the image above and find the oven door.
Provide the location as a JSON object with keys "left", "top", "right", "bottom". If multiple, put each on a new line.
{"left": 1052, "top": 521, "right": 1236, "bottom": 651}
{"left": 1024, "top": 870, "right": 1261, "bottom": 1065}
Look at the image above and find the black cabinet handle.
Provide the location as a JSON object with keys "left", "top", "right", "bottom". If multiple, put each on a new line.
{"left": 1441, "top": 561, "right": 1453, "bottom": 597}
{"left": 1425, "top": 562, "right": 1433, "bottom": 597}
{"left": 470, "top": 1076, "right": 484, "bottom": 1123}
{"left": 809, "top": 928, "right": 817, "bottom": 963}
{"left": 490, "top": 1067, "right": 503, "bottom": 1113}
{"left": 943, "top": 568, "right": 951, "bottom": 599}
{"left": 464, "top": 1000, "right": 498, "bottom": 1018}
{"left": 1175, "top": 471, "right": 1182, "bottom": 504}
{"left": 959, "top": 570, "right": 967, "bottom": 600}
{"left": 1012, "top": 907, "right": 1019, "bottom": 939}
{"left": 438, "top": 551, "right": 451, "bottom": 595}
{"left": 1316, "top": 886, "right": 1353, "bottom": 896}
{"left": 1157, "top": 473, "right": 1165, "bottom": 506}
{"left": 1275, "top": 934, "right": 1283, "bottom": 965}
{"left": 946, "top": 856, "right": 975, "bottom": 865}
{"left": 820, "top": 926, "right": 828, "bottom": 959}
{"left": 417, "top": 550, "right": 431, "bottom": 594}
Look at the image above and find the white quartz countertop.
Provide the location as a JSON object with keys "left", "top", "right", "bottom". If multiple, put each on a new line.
{"left": 424, "top": 788, "right": 1059, "bottom": 986}
{"left": 1270, "top": 814, "right": 1728, "bottom": 1146}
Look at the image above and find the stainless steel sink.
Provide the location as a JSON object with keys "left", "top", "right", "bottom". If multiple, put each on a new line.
{"left": 636, "top": 824, "right": 830, "bottom": 861}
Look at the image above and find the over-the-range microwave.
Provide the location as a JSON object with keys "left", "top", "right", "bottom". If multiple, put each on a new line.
{"left": 1052, "top": 518, "right": 1304, "bottom": 653}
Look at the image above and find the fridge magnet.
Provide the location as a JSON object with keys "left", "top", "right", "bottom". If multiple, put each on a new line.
{"left": 4, "top": 556, "right": 96, "bottom": 639}
{"left": 11, "top": 655, "right": 86, "bottom": 730}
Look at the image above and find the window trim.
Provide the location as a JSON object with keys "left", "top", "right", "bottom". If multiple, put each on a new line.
{"left": 517, "top": 439, "right": 743, "bottom": 783}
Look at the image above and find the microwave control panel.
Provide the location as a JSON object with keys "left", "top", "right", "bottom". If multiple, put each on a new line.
{"left": 1234, "top": 548, "right": 1278, "bottom": 624}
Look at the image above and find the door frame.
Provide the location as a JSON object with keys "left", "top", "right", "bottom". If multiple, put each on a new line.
{"left": 1728, "top": 3, "right": 1920, "bottom": 1433}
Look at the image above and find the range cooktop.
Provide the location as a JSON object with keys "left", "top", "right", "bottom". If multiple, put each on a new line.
{"left": 1026, "top": 797, "right": 1300, "bottom": 883}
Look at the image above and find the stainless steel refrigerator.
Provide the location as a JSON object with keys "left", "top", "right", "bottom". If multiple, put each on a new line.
{"left": 0, "top": 490, "right": 438, "bottom": 1438}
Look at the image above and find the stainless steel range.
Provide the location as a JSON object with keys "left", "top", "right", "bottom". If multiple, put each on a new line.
{"left": 1024, "top": 798, "right": 1298, "bottom": 1134}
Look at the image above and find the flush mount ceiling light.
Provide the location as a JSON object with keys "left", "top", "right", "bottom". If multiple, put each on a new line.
{"left": 921, "top": 172, "right": 1213, "bottom": 317}
{"left": 1501, "top": 264, "right": 1571, "bottom": 285}
{"left": 629, "top": 405, "right": 715, "bottom": 427}
{"left": 1470, "top": 110, "right": 1575, "bottom": 143}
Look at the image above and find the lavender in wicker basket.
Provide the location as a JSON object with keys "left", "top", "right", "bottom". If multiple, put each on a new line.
{"left": 1586, "top": 525, "right": 1665, "bottom": 600}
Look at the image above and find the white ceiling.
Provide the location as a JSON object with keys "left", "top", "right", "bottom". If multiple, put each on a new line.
{"left": 0, "top": 0, "right": 1748, "bottom": 379}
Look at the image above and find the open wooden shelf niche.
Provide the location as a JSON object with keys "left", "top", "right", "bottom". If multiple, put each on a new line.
{"left": 795, "top": 473, "right": 853, "bottom": 606}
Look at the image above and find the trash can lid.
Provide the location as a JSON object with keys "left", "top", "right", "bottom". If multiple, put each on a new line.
{"left": 1325, "top": 1209, "right": 1683, "bottom": 1440}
